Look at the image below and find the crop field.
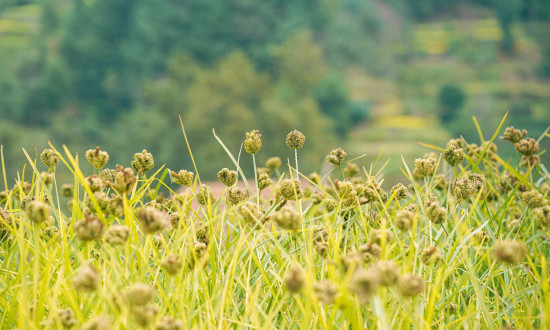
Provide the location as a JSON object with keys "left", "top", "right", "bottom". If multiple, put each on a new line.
{"left": 0, "top": 117, "right": 549, "bottom": 329}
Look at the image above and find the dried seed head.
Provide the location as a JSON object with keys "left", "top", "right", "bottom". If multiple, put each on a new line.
{"left": 244, "top": 130, "right": 262, "bottom": 154}
{"left": 104, "top": 225, "right": 130, "bottom": 245}
{"left": 350, "top": 268, "right": 380, "bottom": 302}
{"left": 273, "top": 206, "right": 301, "bottom": 231}
{"left": 314, "top": 280, "right": 338, "bottom": 304}
{"left": 217, "top": 168, "right": 238, "bottom": 187}
{"left": 26, "top": 201, "right": 50, "bottom": 224}
{"left": 40, "top": 149, "right": 59, "bottom": 170}
{"left": 156, "top": 317, "right": 183, "bottom": 330}
{"left": 327, "top": 148, "right": 347, "bottom": 165}
{"left": 521, "top": 189, "right": 546, "bottom": 209}
{"left": 137, "top": 207, "right": 169, "bottom": 233}
{"left": 72, "top": 264, "right": 100, "bottom": 292}
{"left": 131, "top": 149, "right": 154, "bottom": 174}
{"left": 277, "top": 179, "right": 303, "bottom": 201}
{"left": 395, "top": 209, "right": 414, "bottom": 231}
{"left": 493, "top": 240, "right": 527, "bottom": 264}
{"left": 61, "top": 184, "right": 74, "bottom": 198}
{"left": 358, "top": 242, "right": 381, "bottom": 262}
{"left": 75, "top": 214, "right": 105, "bottom": 241}
{"left": 375, "top": 261, "right": 400, "bottom": 286}
{"left": 58, "top": 308, "right": 77, "bottom": 328}
{"left": 500, "top": 126, "right": 527, "bottom": 143}
{"left": 514, "top": 138, "right": 539, "bottom": 156}
{"left": 111, "top": 165, "right": 137, "bottom": 194}
{"left": 226, "top": 186, "right": 248, "bottom": 205}
{"left": 86, "top": 147, "right": 109, "bottom": 170}
{"left": 286, "top": 130, "right": 306, "bottom": 150}
{"left": 196, "top": 185, "right": 214, "bottom": 205}
{"left": 283, "top": 266, "right": 304, "bottom": 293}
{"left": 398, "top": 274, "right": 425, "bottom": 297}
{"left": 81, "top": 316, "right": 110, "bottom": 330}
{"left": 344, "top": 163, "right": 360, "bottom": 177}
{"left": 421, "top": 246, "right": 442, "bottom": 265}
{"left": 238, "top": 201, "right": 264, "bottom": 228}
{"left": 412, "top": 158, "right": 435, "bottom": 179}
{"left": 170, "top": 170, "right": 194, "bottom": 186}
{"left": 425, "top": 201, "right": 446, "bottom": 224}
{"left": 257, "top": 171, "right": 272, "bottom": 190}
{"left": 443, "top": 144, "right": 464, "bottom": 167}
{"left": 534, "top": 205, "right": 550, "bottom": 228}
{"left": 266, "top": 156, "right": 282, "bottom": 171}
{"left": 391, "top": 183, "right": 408, "bottom": 200}
{"left": 369, "top": 229, "right": 393, "bottom": 246}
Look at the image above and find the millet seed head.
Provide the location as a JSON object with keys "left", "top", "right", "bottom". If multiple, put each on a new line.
{"left": 265, "top": 157, "right": 282, "bottom": 171}
{"left": 257, "top": 171, "right": 272, "bottom": 190}
{"left": 443, "top": 144, "right": 464, "bottom": 167}
{"left": 398, "top": 274, "right": 425, "bottom": 297}
{"left": 314, "top": 280, "right": 338, "bottom": 304}
{"left": 217, "top": 168, "right": 238, "bottom": 187}
{"left": 137, "top": 206, "right": 169, "bottom": 234}
{"left": 493, "top": 240, "right": 527, "bottom": 264}
{"left": 521, "top": 189, "right": 546, "bottom": 209}
{"left": 196, "top": 184, "right": 215, "bottom": 205}
{"left": 283, "top": 266, "right": 304, "bottom": 294}
{"left": 350, "top": 268, "right": 380, "bottom": 302}
{"left": 75, "top": 214, "right": 105, "bottom": 241}
{"left": 391, "top": 183, "right": 408, "bottom": 200}
{"left": 273, "top": 205, "right": 301, "bottom": 231}
{"left": 104, "top": 225, "right": 130, "bottom": 245}
{"left": 72, "top": 264, "right": 100, "bottom": 292}
{"left": 161, "top": 254, "right": 182, "bottom": 275}
{"left": 286, "top": 130, "right": 306, "bottom": 150}
{"left": 40, "top": 148, "right": 59, "bottom": 170}
{"left": 131, "top": 149, "right": 154, "bottom": 174}
{"left": 326, "top": 148, "right": 347, "bottom": 165}
{"left": 395, "top": 209, "right": 414, "bottom": 231}
{"left": 500, "top": 126, "right": 527, "bottom": 143}
{"left": 170, "top": 169, "right": 194, "bottom": 186}
{"left": 514, "top": 138, "right": 539, "bottom": 156}
{"left": 375, "top": 261, "right": 400, "bottom": 286}
{"left": 124, "top": 283, "right": 155, "bottom": 306}
{"left": 26, "top": 200, "right": 50, "bottom": 224}
{"left": 86, "top": 147, "right": 109, "bottom": 170}
{"left": 244, "top": 130, "right": 262, "bottom": 154}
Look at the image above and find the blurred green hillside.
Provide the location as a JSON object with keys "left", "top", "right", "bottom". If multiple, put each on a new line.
{"left": 0, "top": 0, "right": 549, "bottom": 182}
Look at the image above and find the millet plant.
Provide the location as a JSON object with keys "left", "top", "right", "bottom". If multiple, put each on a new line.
{"left": 0, "top": 116, "right": 549, "bottom": 329}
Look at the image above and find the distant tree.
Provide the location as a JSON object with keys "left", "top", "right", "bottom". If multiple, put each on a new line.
{"left": 495, "top": 0, "right": 521, "bottom": 54}
{"left": 438, "top": 83, "right": 465, "bottom": 123}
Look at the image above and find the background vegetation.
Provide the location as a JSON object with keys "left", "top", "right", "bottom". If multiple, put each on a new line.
{"left": 1, "top": 0, "right": 550, "bottom": 181}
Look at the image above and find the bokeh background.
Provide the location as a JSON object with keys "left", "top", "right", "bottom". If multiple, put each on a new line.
{"left": 1, "top": 0, "right": 549, "bottom": 182}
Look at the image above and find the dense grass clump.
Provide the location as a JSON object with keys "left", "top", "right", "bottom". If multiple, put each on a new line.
{"left": 0, "top": 119, "right": 549, "bottom": 329}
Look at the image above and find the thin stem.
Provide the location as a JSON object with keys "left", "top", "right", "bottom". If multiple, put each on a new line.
{"left": 338, "top": 165, "right": 345, "bottom": 180}
{"left": 252, "top": 154, "right": 259, "bottom": 208}
{"left": 294, "top": 149, "right": 299, "bottom": 179}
